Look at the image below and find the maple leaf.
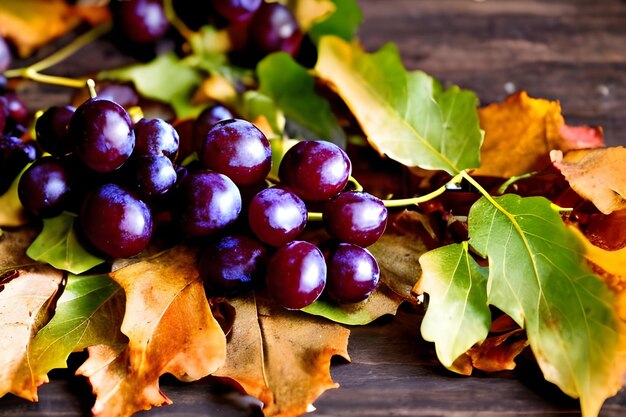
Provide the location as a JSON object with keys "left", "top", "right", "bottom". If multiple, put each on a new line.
{"left": 77, "top": 245, "right": 227, "bottom": 417}
{"left": 475, "top": 91, "right": 604, "bottom": 178}
{"left": 0, "top": 0, "right": 109, "bottom": 57}
{"left": 214, "top": 294, "right": 350, "bottom": 417}
{"left": 468, "top": 194, "right": 626, "bottom": 417}
{"left": 551, "top": 147, "right": 626, "bottom": 215}
{"left": 315, "top": 35, "right": 482, "bottom": 175}
{"left": 0, "top": 266, "right": 64, "bottom": 400}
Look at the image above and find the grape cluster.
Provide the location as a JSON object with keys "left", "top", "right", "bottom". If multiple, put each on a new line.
{"left": 14, "top": 88, "right": 387, "bottom": 310}
{"left": 109, "top": 0, "right": 303, "bottom": 65}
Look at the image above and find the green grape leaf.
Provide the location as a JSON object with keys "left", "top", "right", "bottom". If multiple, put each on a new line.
{"left": 315, "top": 36, "right": 482, "bottom": 174}
{"left": 418, "top": 242, "right": 490, "bottom": 369}
{"left": 26, "top": 212, "right": 105, "bottom": 274}
{"left": 11, "top": 274, "right": 126, "bottom": 396}
{"left": 301, "top": 284, "right": 402, "bottom": 325}
{"left": 309, "top": 0, "right": 363, "bottom": 44}
{"left": 99, "top": 52, "right": 204, "bottom": 118}
{"left": 241, "top": 90, "right": 286, "bottom": 138}
{"left": 257, "top": 52, "right": 346, "bottom": 146}
{"left": 468, "top": 194, "right": 626, "bottom": 417}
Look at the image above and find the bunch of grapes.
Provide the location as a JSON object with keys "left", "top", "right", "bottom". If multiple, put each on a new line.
{"left": 110, "top": 0, "right": 304, "bottom": 65}
{"left": 16, "top": 88, "right": 388, "bottom": 310}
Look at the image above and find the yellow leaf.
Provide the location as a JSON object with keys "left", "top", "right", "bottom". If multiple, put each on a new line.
{"left": 0, "top": 266, "right": 64, "bottom": 400}
{"left": 77, "top": 246, "right": 227, "bottom": 417}
{"left": 214, "top": 294, "right": 350, "bottom": 417}
{"left": 552, "top": 147, "right": 626, "bottom": 215}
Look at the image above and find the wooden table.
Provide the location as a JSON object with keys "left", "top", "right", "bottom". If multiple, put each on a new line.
{"left": 2, "top": 1, "right": 626, "bottom": 416}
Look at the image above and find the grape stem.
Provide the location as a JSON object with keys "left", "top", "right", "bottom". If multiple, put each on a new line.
{"left": 306, "top": 172, "right": 464, "bottom": 221}
{"left": 4, "top": 22, "right": 112, "bottom": 88}
{"left": 163, "top": 0, "right": 195, "bottom": 41}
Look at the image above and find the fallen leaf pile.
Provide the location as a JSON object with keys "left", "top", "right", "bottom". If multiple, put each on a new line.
{"left": 1, "top": 1, "right": 626, "bottom": 417}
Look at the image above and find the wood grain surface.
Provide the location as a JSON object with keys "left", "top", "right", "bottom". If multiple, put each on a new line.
{"left": 2, "top": 1, "right": 626, "bottom": 416}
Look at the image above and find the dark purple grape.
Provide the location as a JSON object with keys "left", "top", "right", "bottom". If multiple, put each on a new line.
{"left": 200, "top": 118, "right": 271, "bottom": 186}
{"left": 134, "top": 118, "right": 179, "bottom": 160}
{"left": 175, "top": 170, "right": 242, "bottom": 238}
{"left": 0, "top": 97, "right": 7, "bottom": 134}
{"left": 68, "top": 98, "right": 135, "bottom": 173}
{"left": 134, "top": 155, "right": 177, "bottom": 198}
{"left": 199, "top": 235, "right": 268, "bottom": 295}
{"left": 248, "top": 187, "right": 307, "bottom": 247}
{"left": 278, "top": 140, "right": 351, "bottom": 201}
{"left": 17, "top": 157, "right": 72, "bottom": 218}
{"left": 80, "top": 183, "right": 153, "bottom": 258}
{"left": 0, "top": 36, "right": 12, "bottom": 73}
{"left": 213, "top": 0, "right": 262, "bottom": 22}
{"left": 117, "top": 0, "right": 169, "bottom": 43}
{"left": 249, "top": 2, "right": 303, "bottom": 56}
{"left": 192, "top": 104, "right": 234, "bottom": 153}
{"left": 0, "top": 136, "right": 39, "bottom": 194}
{"left": 266, "top": 240, "right": 326, "bottom": 309}
{"left": 324, "top": 191, "right": 388, "bottom": 247}
{"left": 325, "top": 243, "right": 380, "bottom": 303}
{"left": 4, "top": 91, "right": 28, "bottom": 125}
{"left": 95, "top": 83, "right": 140, "bottom": 109}
{"left": 35, "top": 106, "right": 75, "bottom": 157}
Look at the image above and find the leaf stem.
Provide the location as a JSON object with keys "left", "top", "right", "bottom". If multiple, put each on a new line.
{"left": 163, "top": 0, "right": 195, "bottom": 41}
{"left": 4, "top": 22, "right": 112, "bottom": 88}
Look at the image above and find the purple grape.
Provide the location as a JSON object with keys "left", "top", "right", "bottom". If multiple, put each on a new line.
{"left": 68, "top": 98, "right": 135, "bottom": 173}
{"left": 192, "top": 104, "right": 234, "bottom": 153}
{"left": 134, "top": 118, "right": 179, "bottom": 160}
{"left": 18, "top": 157, "right": 72, "bottom": 218}
{"left": 278, "top": 140, "right": 351, "bottom": 201}
{"left": 248, "top": 187, "right": 307, "bottom": 247}
{"left": 117, "top": 0, "right": 169, "bottom": 43}
{"left": 4, "top": 91, "right": 28, "bottom": 125}
{"left": 35, "top": 106, "right": 75, "bottom": 157}
{"left": 133, "top": 155, "right": 177, "bottom": 198}
{"left": 199, "top": 235, "right": 268, "bottom": 295}
{"left": 95, "top": 83, "right": 140, "bottom": 109}
{"left": 0, "top": 97, "right": 7, "bottom": 134}
{"left": 0, "top": 36, "right": 12, "bottom": 73}
{"left": 324, "top": 191, "right": 388, "bottom": 247}
{"left": 249, "top": 2, "right": 303, "bottom": 56}
{"left": 325, "top": 243, "right": 380, "bottom": 303}
{"left": 200, "top": 118, "right": 271, "bottom": 186}
{"left": 175, "top": 170, "right": 242, "bottom": 238}
{"left": 80, "top": 183, "right": 153, "bottom": 258}
{"left": 266, "top": 240, "right": 326, "bottom": 309}
{"left": 212, "top": 0, "right": 262, "bottom": 22}
{"left": 0, "top": 136, "right": 39, "bottom": 194}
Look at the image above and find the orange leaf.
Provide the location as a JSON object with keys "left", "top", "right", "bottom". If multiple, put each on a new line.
{"left": 475, "top": 91, "right": 604, "bottom": 177}
{"left": 552, "top": 147, "right": 626, "bottom": 215}
{"left": 77, "top": 246, "right": 227, "bottom": 417}
{"left": 0, "top": 266, "right": 64, "bottom": 400}
{"left": 0, "top": 0, "right": 110, "bottom": 57}
{"left": 214, "top": 294, "right": 350, "bottom": 417}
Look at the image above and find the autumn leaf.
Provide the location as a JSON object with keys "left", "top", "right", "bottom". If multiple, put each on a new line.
{"left": 475, "top": 91, "right": 605, "bottom": 178}
{"left": 214, "top": 294, "right": 350, "bottom": 417}
{"left": 26, "top": 212, "right": 105, "bottom": 274}
{"left": 551, "top": 147, "right": 626, "bottom": 215}
{"left": 0, "top": 266, "right": 64, "bottom": 400}
{"left": 0, "top": 0, "right": 109, "bottom": 57}
{"left": 77, "top": 246, "right": 227, "bottom": 417}
{"left": 468, "top": 194, "right": 626, "bottom": 417}
{"left": 0, "top": 166, "right": 28, "bottom": 228}
{"left": 418, "top": 242, "right": 491, "bottom": 373}
{"left": 462, "top": 329, "right": 529, "bottom": 374}
{"left": 315, "top": 36, "right": 482, "bottom": 175}
{"left": 0, "top": 226, "right": 39, "bottom": 275}
{"left": 284, "top": 0, "right": 336, "bottom": 32}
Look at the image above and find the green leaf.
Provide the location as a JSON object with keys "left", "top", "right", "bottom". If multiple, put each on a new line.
{"left": 419, "top": 242, "right": 490, "bottom": 369}
{"left": 99, "top": 53, "right": 204, "bottom": 118}
{"left": 26, "top": 212, "right": 105, "bottom": 274}
{"left": 258, "top": 52, "right": 346, "bottom": 146}
{"left": 309, "top": 0, "right": 363, "bottom": 44}
{"left": 315, "top": 36, "right": 483, "bottom": 174}
{"left": 301, "top": 284, "right": 402, "bottom": 325}
{"left": 27, "top": 274, "right": 126, "bottom": 383}
{"left": 241, "top": 90, "right": 286, "bottom": 137}
{"left": 468, "top": 194, "right": 625, "bottom": 417}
